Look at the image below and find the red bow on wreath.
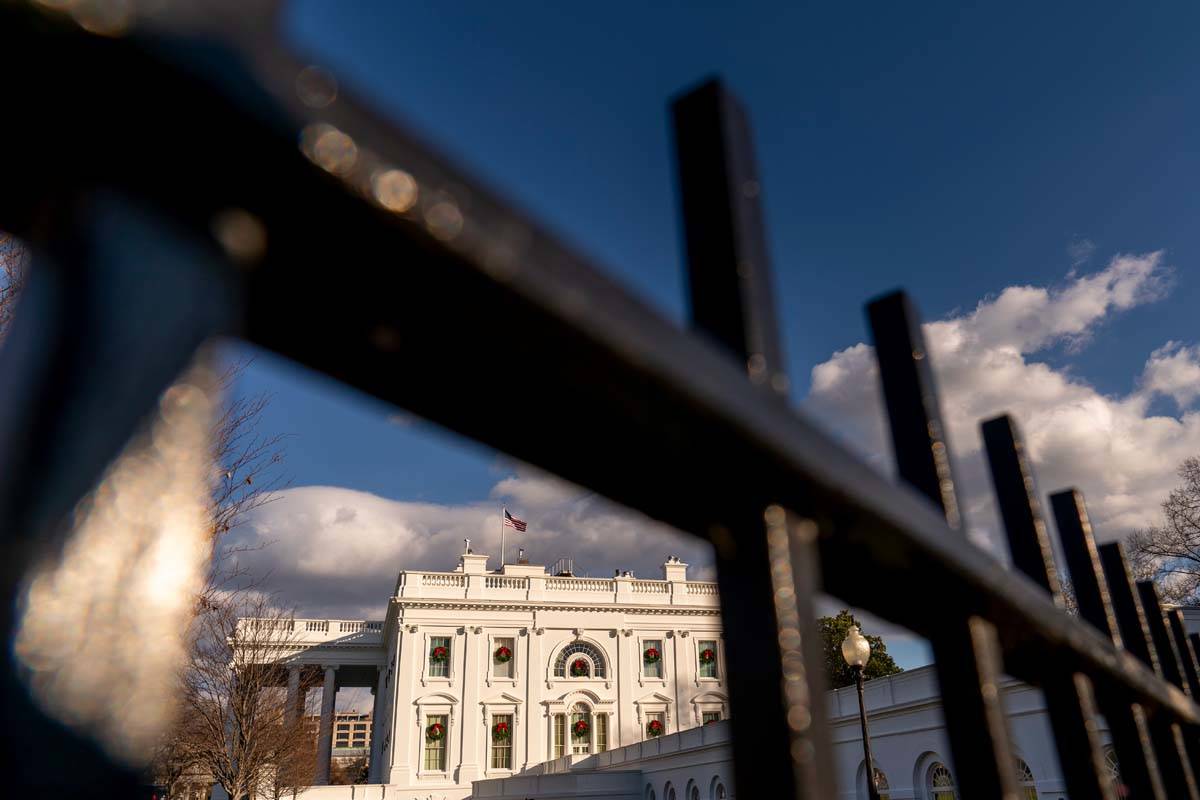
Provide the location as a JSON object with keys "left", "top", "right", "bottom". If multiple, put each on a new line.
{"left": 427, "top": 722, "right": 445, "bottom": 741}
{"left": 699, "top": 647, "right": 716, "bottom": 664}
{"left": 430, "top": 645, "right": 449, "bottom": 662}
{"left": 643, "top": 647, "right": 660, "bottom": 663}
{"left": 572, "top": 719, "right": 589, "bottom": 738}
{"left": 492, "top": 721, "right": 511, "bottom": 741}
{"left": 494, "top": 645, "right": 512, "bottom": 663}
{"left": 570, "top": 658, "right": 589, "bottom": 677}
{"left": 647, "top": 719, "right": 664, "bottom": 737}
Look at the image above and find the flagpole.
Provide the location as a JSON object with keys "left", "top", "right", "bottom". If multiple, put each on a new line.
{"left": 499, "top": 507, "right": 506, "bottom": 570}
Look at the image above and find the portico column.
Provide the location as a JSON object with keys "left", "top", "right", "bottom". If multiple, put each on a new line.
{"left": 316, "top": 665, "right": 337, "bottom": 784}
{"left": 367, "top": 665, "right": 386, "bottom": 783}
{"left": 285, "top": 666, "right": 301, "bottom": 724}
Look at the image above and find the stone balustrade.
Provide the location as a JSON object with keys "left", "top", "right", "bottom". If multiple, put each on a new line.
{"left": 236, "top": 617, "right": 384, "bottom": 645}
{"left": 393, "top": 569, "right": 720, "bottom": 607}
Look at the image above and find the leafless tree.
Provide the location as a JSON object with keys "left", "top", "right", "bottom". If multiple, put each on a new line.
{"left": 183, "top": 594, "right": 316, "bottom": 800}
{"left": 204, "top": 360, "right": 290, "bottom": 602}
{"left": 1127, "top": 457, "right": 1200, "bottom": 606}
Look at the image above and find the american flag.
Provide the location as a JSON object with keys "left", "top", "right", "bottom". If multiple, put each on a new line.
{"left": 503, "top": 509, "right": 527, "bottom": 532}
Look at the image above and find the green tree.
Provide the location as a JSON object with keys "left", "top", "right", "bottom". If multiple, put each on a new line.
{"left": 819, "top": 610, "right": 903, "bottom": 689}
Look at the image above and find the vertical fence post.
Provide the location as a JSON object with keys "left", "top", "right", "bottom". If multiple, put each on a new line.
{"left": 1054, "top": 495, "right": 1195, "bottom": 800}
{"left": 981, "top": 415, "right": 1113, "bottom": 799}
{"left": 1046, "top": 494, "right": 1166, "bottom": 796}
{"left": 867, "top": 291, "right": 1016, "bottom": 800}
{"left": 1138, "top": 582, "right": 1200, "bottom": 785}
{"left": 1168, "top": 611, "right": 1200, "bottom": 700}
{"left": 672, "top": 77, "right": 833, "bottom": 799}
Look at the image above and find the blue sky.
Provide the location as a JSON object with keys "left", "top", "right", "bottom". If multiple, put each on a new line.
{"left": 225, "top": 3, "right": 1200, "bottom": 669}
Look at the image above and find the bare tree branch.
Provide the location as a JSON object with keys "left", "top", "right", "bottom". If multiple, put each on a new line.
{"left": 1127, "top": 457, "right": 1200, "bottom": 606}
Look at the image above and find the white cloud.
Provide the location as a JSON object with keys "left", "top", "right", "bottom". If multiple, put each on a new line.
{"left": 229, "top": 471, "right": 713, "bottom": 620}
{"left": 1140, "top": 342, "right": 1200, "bottom": 410}
{"left": 804, "top": 252, "right": 1199, "bottom": 555}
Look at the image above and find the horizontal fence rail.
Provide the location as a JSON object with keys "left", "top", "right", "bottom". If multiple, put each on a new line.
{"left": 1, "top": 2, "right": 1199, "bottom": 796}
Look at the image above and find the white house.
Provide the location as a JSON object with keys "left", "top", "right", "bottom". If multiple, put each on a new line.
{"left": 253, "top": 546, "right": 727, "bottom": 800}
{"left": 240, "top": 548, "right": 1196, "bottom": 799}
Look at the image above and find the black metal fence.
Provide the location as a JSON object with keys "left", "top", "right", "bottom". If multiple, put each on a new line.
{"left": 1, "top": 4, "right": 1198, "bottom": 797}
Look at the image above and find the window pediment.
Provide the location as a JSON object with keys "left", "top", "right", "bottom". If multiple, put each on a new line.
{"left": 414, "top": 692, "right": 458, "bottom": 706}
{"left": 481, "top": 692, "right": 523, "bottom": 705}
{"left": 635, "top": 691, "right": 673, "bottom": 705}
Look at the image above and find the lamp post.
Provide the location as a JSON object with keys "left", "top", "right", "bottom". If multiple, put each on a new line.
{"left": 842, "top": 625, "right": 880, "bottom": 800}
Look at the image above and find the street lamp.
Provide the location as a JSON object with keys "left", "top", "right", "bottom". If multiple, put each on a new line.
{"left": 842, "top": 625, "right": 880, "bottom": 800}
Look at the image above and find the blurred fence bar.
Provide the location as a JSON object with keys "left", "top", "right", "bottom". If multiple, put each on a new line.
{"left": 982, "top": 416, "right": 1112, "bottom": 799}
{"left": 868, "top": 293, "right": 1016, "bottom": 800}
{"left": 1, "top": 3, "right": 1199, "bottom": 796}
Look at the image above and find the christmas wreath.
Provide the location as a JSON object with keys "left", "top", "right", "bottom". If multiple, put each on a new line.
{"left": 646, "top": 719, "right": 664, "bottom": 737}
{"left": 429, "top": 645, "right": 449, "bottom": 663}
{"left": 643, "top": 646, "right": 661, "bottom": 663}
{"left": 572, "top": 718, "right": 590, "bottom": 738}
{"left": 570, "top": 658, "right": 589, "bottom": 677}
{"left": 426, "top": 722, "right": 446, "bottom": 741}
{"left": 699, "top": 647, "right": 716, "bottom": 665}
{"left": 492, "top": 721, "right": 511, "bottom": 742}
{"left": 494, "top": 645, "right": 513, "bottom": 663}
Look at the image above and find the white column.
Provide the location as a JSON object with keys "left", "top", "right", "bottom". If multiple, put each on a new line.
{"left": 367, "top": 665, "right": 386, "bottom": 783}
{"left": 616, "top": 629, "right": 635, "bottom": 747}
{"left": 457, "top": 627, "right": 482, "bottom": 782}
{"left": 285, "top": 665, "right": 301, "bottom": 724}
{"left": 316, "top": 665, "right": 337, "bottom": 784}
{"left": 387, "top": 625, "right": 418, "bottom": 785}
{"left": 523, "top": 625, "right": 543, "bottom": 769}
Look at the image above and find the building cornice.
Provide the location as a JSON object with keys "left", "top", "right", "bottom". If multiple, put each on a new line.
{"left": 392, "top": 598, "right": 722, "bottom": 617}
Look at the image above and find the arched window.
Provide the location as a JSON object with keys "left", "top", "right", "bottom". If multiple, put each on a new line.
{"left": 874, "top": 769, "right": 891, "bottom": 800}
{"left": 927, "top": 762, "right": 957, "bottom": 800}
{"left": 663, "top": 782, "right": 676, "bottom": 800}
{"left": 860, "top": 766, "right": 890, "bottom": 800}
{"left": 690, "top": 785, "right": 700, "bottom": 800}
{"left": 715, "top": 784, "right": 727, "bottom": 800}
{"left": 1015, "top": 759, "right": 1038, "bottom": 800}
{"left": 645, "top": 784, "right": 656, "bottom": 800}
{"left": 554, "top": 641, "right": 608, "bottom": 678}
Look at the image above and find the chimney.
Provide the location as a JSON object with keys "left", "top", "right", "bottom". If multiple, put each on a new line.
{"left": 662, "top": 555, "right": 688, "bottom": 582}
{"left": 457, "top": 540, "right": 489, "bottom": 574}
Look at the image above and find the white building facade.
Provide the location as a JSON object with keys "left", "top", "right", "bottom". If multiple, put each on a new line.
{"left": 267, "top": 547, "right": 727, "bottom": 800}
{"left": 247, "top": 557, "right": 1200, "bottom": 799}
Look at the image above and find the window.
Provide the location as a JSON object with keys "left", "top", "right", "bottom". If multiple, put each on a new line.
{"left": 490, "top": 713, "right": 513, "bottom": 770}
{"left": 645, "top": 711, "right": 666, "bottom": 739}
{"left": 428, "top": 636, "right": 451, "bottom": 678}
{"left": 702, "top": 711, "right": 721, "bottom": 724}
{"left": 690, "top": 786, "right": 700, "bottom": 800}
{"left": 571, "top": 702, "right": 592, "bottom": 754}
{"left": 493, "top": 636, "right": 515, "bottom": 679}
{"left": 552, "top": 713, "right": 566, "bottom": 758}
{"left": 423, "top": 714, "right": 447, "bottom": 772}
{"left": 664, "top": 783, "right": 676, "bottom": 800}
{"left": 928, "top": 762, "right": 957, "bottom": 800}
{"left": 714, "top": 784, "right": 727, "bottom": 800}
{"left": 698, "top": 639, "right": 718, "bottom": 679}
{"left": 553, "top": 641, "right": 607, "bottom": 678}
{"left": 1015, "top": 759, "right": 1037, "bottom": 800}
{"left": 595, "top": 713, "right": 608, "bottom": 753}
{"left": 643, "top": 639, "right": 663, "bottom": 678}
